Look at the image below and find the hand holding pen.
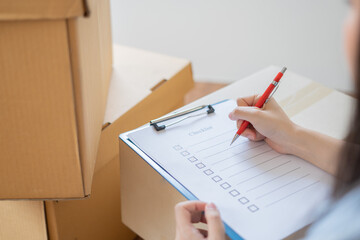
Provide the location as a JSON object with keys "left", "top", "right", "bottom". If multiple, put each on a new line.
{"left": 230, "top": 67, "right": 287, "bottom": 145}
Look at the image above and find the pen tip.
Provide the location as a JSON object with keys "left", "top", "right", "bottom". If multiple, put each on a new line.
{"left": 281, "top": 67, "right": 287, "bottom": 74}
{"left": 230, "top": 134, "right": 239, "bottom": 146}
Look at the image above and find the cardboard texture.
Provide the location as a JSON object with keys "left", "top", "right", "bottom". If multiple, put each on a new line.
{"left": 119, "top": 66, "right": 355, "bottom": 240}
{"left": 0, "top": 0, "right": 84, "bottom": 20}
{"left": 120, "top": 139, "right": 187, "bottom": 239}
{"left": 0, "top": 201, "right": 47, "bottom": 240}
{"left": 0, "top": 0, "right": 112, "bottom": 199}
{"left": 45, "top": 45, "right": 194, "bottom": 240}
{"left": 46, "top": 159, "right": 131, "bottom": 240}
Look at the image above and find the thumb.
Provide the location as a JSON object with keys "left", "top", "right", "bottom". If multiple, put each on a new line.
{"left": 229, "top": 106, "right": 261, "bottom": 124}
{"left": 205, "top": 203, "right": 225, "bottom": 240}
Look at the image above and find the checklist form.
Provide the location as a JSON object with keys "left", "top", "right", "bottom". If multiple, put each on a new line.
{"left": 128, "top": 99, "right": 333, "bottom": 240}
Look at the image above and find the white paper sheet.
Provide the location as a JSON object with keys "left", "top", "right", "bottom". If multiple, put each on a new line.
{"left": 128, "top": 99, "right": 333, "bottom": 240}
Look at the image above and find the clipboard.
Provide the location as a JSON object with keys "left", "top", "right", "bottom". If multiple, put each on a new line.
{"left": 120, "top": 99, "right": 244, "bottom": 240}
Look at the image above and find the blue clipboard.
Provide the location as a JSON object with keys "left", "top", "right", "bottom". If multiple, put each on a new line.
{"left": 119, "top": 99, "right": 243, "bottom": 240}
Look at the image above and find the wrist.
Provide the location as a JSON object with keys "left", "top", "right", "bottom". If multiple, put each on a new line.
{"left": 286, "top": 123, "right": 321, "bottom": 164}
{"left": 284, "top": 123, "right": 307, "bottom": 157}
{"left": 283, "top": 123, "right": 343, "bottom": 175}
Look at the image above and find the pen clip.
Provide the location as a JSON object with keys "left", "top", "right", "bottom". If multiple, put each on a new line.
{"left": 265, "top": 80, "right": 281, "bottom": 103}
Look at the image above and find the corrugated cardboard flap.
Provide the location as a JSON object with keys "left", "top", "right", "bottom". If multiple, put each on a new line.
{"left": 0, "top": 0, "right": 111, "bottom": 199}
{"left": 0, "top": 0, "right": 86, "bottom": 20}
{"left": 68, "top": 0, "right": 112, "bottom": 195}
{"left": 103, "top": 45, "right": 191, "bottom": 124}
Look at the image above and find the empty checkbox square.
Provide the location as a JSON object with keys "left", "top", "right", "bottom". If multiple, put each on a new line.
{"left": 229, "top": 189, "right": 240, "bottom": 197}
{"left": 181, "top": 151, "right": 190, "bottom": 156}
{"left": 173, "top": 145, "right": 183, "bottom": 151}
{"left": 195, "top": 162, "right": 206, "bottom": 169}
{"left": 203, "top": 169, "right": 214, "bottom": 175}
{"left": 238, "top": 197, "right": 249, "bottom": 204}
{"left": 248, "top": 204, "right": 259, "bottom": 212}
{"left": 188, "top": 156, "right": 198, "bottom": 162}
{"left": 212, "top": 175, "right": 222, "bottom": 182}
{"left": 220, "top": 182, "right": 231, "bottom": 189}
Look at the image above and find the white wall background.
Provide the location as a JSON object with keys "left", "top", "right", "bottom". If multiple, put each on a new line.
{"left": 110, "top": 0, "right": 352, "bottom": 92}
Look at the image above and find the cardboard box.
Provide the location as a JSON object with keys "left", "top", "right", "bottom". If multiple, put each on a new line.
{"left": 0, "top": 201, "right": 47, "bottom": 240}
{"left": 45, "top": 45, "right": 194, "bottom": 240}
{"left": 0, "top": 0, "right": 112, "bottom": 199}
{"left": 120, "top": 140, "right": 187, "bottom": 239}
{"left": 119, "top": 66, "right": 355, "bottom": 240}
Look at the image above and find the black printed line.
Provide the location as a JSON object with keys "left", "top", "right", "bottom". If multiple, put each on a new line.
{"left": 211, "top": 143, "right": 266, "bottom": 165}
{"left": 236, "top": 160, "right": 291, "bottom": 185}
{"left": 228, "top": 154, "right": 282, "bottom": 178}
{"left": 255, "top": 173, "right": 311, "bottom": 200}
{"left": 187, "top": 129, "right": 235, "bottom": 148}
{"left": 196, "top": 138, "right": 246, "bottom": 153}
{"left": 265, "top": 181, "right": 320, "bottom": 208}
{"left": 246, "top": 167, "right": 301, "bottom": 193}
{"left": 204, "top": 141, "right": 260, "bottom": 159}
{"left": 229, "top": 155, "right": 282, "bottom": 178}
{"left": 220, "top": 149, "right": 274, "bottom": 172}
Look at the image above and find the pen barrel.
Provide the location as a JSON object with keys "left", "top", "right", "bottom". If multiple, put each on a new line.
{"left": 237, "top": 78, "right": 276, "bottom": 135}
{"left": 274, "top": 72, "right": 283, "bottom": 82}
{"left": 236, "top": 83, "right": 273, "bottom": 135}
{"left": 254, "top": 84, "right": 275, "bottom": 108}
{"left": 235, "top": 70, "right": 285, "bottom": 137}
{"left": 237, "top": 120, "right": 250, "bottom": 135}
{"left": 254, "top": 71, "right": 283, "bottom": 108}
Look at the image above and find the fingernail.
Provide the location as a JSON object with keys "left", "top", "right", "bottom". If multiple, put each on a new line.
{"left": 206, "top": 202, "right": 217, "bottom": 210}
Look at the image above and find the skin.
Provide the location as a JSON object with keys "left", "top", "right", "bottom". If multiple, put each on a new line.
{"left": 345, "top": 0, "right": 359, "bottom": 78}
{"left": 175, "top": 1, "right": 360, "bottom": 239}
{"left": 175, "top": 201, "right": 225, "bottom": 240}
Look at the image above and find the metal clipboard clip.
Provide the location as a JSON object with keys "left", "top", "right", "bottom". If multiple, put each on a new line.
{"left": 150, "top": 105, "right": 215, "bottom": 131}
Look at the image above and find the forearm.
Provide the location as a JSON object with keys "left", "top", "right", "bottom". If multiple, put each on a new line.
{"left": 287, "top": 124, "right": 345, "bottom": 175}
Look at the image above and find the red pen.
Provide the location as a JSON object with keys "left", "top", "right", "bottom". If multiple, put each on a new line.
{"left": 230, "top": 67, "right": 287, "bottom": 145}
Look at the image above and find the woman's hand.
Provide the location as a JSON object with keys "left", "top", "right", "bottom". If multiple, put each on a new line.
{"left": 228, "top": 95, "right": 344, "bottom": 175}
{"left": 229, "top": 95, "right": 297, "bottom": 154}
{"left": 175, "top": 201, "right": 225, "bottom": 240}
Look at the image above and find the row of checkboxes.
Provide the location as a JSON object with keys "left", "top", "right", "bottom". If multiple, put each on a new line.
{"left": 196, "top": 162, "right": 259, "bottom": 212}
{"left": 174, "top": 145, "right": 259, "bottom": 213}
{"left": 194, "top": 158, "right": 259, "bottom": 212}
{"left": 211, "top": 175, "right": 259, "bottom": 212}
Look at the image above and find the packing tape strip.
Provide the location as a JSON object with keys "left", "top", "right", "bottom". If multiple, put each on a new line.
{"left": 278, "top": 82, "right": 333, "bottom": 118}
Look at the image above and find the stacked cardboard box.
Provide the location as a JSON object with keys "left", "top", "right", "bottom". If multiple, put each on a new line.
{"left": 0, "top": 201, "right": 47, "bottom": 240}
{"left": 0, "top": 0, "right": 112, "bottom": 199}
{"left": 45, "top": 45, "right": 194, "bottom": 240}
{"left": 0, "top": 0, "right": 112, "bottom": 238}
{"left": 0, "top": 0, "right": 194, "bottom": 238}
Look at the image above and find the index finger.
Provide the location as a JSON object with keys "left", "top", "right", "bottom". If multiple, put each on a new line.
{"left": 175, "top": 201, "right": 207, "bottom": 227}
{"left": 236, "top": 95, "right": 261, "bottom": 107}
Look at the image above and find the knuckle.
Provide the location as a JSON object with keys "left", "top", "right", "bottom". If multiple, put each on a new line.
{"left": 234, "top": 107, "right": 241, "bottom": 114}
{"left": 233, "top": 108, "right": 242, "bottom": 116}
{"left": 252, "top": 108, "right": 261, "bottom": 116}
{"left": 249, "top": 109, "right": 261, "bottom": 123}
{"left": 236, "top": 98, "right": 242, "bottom": 105}
{"left": 253, "top": 107, "right": 263, "bottom": 115}
{"left": 255, "top": 94, "right": 262, "bottom": 101}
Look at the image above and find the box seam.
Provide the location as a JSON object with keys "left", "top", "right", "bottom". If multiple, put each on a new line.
{"left": 66, "top": 19, "right": 86, "bottom": 196}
